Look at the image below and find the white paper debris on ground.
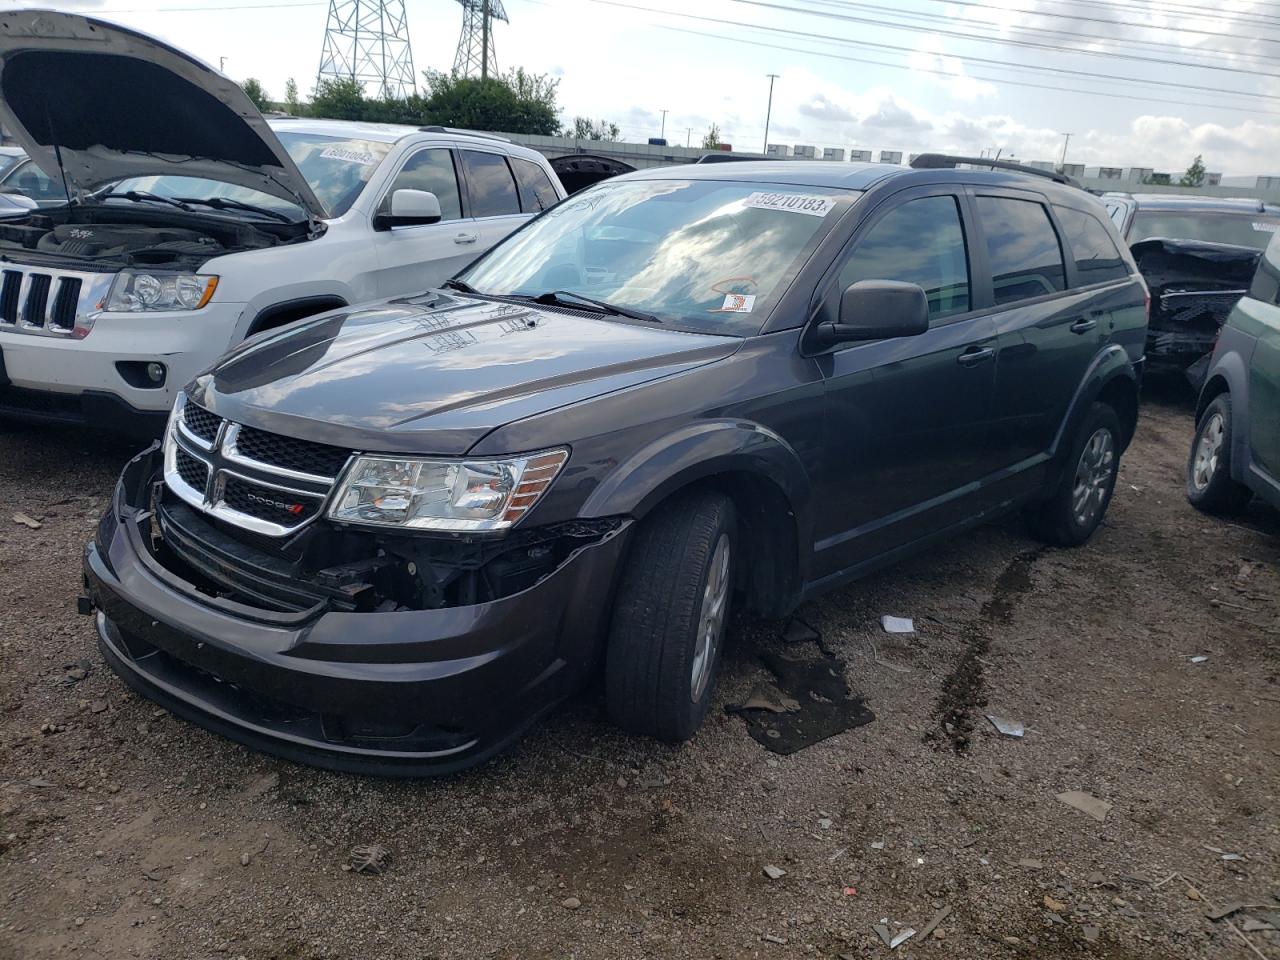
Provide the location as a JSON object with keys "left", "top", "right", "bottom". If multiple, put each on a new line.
{"left": 762, "top": 864, "right": 786, "bottom": 880}
{"left": 880, "top": 615, "right": 914, "bottom": 634}
{"left": 872, "top": 924, "right": 917, "bottom": 949}
{"left": 11, "top": 512, "right": 41, "bottom": 530}
{"left": 1056, "top": 790, "right": 1112, "bottom": 822}
{"left": 987, "top": 715, "right": 1026, "bottom": 738}
{"left": 1187, "top": 655, "right": 1209, "bottom": 664}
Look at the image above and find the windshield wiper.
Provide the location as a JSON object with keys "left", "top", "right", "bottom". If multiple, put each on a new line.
{"left": 527, "top": 289, "right": 661, "bottom": 323}
{"left": 102, "top": 190, "right": 193, "bottom": 212}
{"left": 441, "top": 278, "right": 478, "bottom": 294}
{"left": 172, "top": 196, "right": 293, "bottom": 223}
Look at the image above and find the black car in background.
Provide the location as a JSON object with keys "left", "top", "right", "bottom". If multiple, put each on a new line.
{"left": 84, "top": 156, "right": 1149, "bottom": 775}
{"left": 1104, "top": 193, "right": 1280, "bottom": 379}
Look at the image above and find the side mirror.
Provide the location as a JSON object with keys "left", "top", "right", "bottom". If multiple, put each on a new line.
{"left": 812, "top": 279, "right": 930, "bottom": 348}
{"left": 374, "top": 189, "right": 442, "bottom": 230}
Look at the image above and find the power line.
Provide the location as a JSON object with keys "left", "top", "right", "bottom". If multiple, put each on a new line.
{"left": 797, "top": 0, "right": 1280, "bottom": 67}
{"left": 581, "top": 0, "right": 1280, "bottom": 106}
{"left": 726, "top": 0, "right": 1280, "bottom": 82}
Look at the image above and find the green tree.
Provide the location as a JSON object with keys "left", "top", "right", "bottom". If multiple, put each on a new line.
{"left": 701, "top": 123, "right": 722, "bottom": 150}
{"left": 565, "top": 116, "right": 620, "bottom": 141}
{"left": 309, "top": 77, "right": 368, "bottom": 121}
{"left": 1180, "top": 154, "right": 1207, "bottom": 188}
{"left": 241, "top": 78, "right": 271, "bottom": 112}
{"left": 417, "top": 69, "right": 560, "bottom": 135}
{"left": 284, "top": 77, "right": 301, "bottom": 115}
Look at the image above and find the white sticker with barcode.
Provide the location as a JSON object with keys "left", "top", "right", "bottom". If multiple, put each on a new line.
{"left": 1253, "top": 221, "right": 1279, "bottom": 233}
{"left": 320, "top": 146, "right": 377, "bottom": 165}
{"left": 743, "top": 191, "right": 835, "bottom": 217}
{"left": 717, "top": 293, "right": 756, "bottom": 313}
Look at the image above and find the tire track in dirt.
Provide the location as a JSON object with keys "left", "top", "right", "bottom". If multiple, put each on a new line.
{"left": 928, "top": 547, "right": 1044, "bottom": 753}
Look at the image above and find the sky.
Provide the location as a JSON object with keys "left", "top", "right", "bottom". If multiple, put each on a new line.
{"left": 9, "top": 0, "right": 1280, "bottom": 175}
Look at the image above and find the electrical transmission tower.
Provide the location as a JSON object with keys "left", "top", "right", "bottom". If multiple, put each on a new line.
{"left": 317, "top": 0, "right": 416, "bottom": 99}
{"left": 453, "top": 0, "right": 508, "bottom": 80}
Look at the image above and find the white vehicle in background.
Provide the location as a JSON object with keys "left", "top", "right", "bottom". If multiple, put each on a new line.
{"left": 0, "top": 11, "right": 564, "bottom": 436}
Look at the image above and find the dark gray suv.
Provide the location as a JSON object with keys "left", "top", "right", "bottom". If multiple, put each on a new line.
{"left": 83, "top": 157, "right": 1149, "bottom": 775}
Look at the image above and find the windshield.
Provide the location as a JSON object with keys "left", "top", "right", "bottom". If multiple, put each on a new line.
{"left": 109, "top": 132, "right": 392, "bottom": 220}
{"left": 1130, "top": 210, "right": 1280, "bottom": 250}
{"left": 0, "top": 153, "right": 24, "bottom": 179}
{"left": 457, "top": 179, "right": 853, "bottom": 333}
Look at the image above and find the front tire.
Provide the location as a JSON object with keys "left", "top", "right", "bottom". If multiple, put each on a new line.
{"left": 605, "top": 490, "right": 735, "bottom": 743}
{"left": 1026, "top": 402, "right": 1122, "bottom": 547}
{"left": 1186, "top": 394, "right": 1253, "bottom": 515}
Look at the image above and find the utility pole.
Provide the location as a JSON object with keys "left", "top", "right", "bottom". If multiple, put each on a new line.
{"left": 659, "top": 109, "right": 669, "bottom": 141}
{"left": 762, "top": 73, "right": 779, "bottom": 154}
{"left": 1059, "top": 132, "right": 1071, "bottom": 171}
{"left": 219, "top": 56, "right": 227, "bottom": 72}
{"left": 687, "top": 127, "right": 694, "bottom": 147}
{"left": 480, "top": 0, "right": 490, "bottom": 80}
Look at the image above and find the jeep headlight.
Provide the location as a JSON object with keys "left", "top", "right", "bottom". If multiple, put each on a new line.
{"left": 104, "top": 272, "right": 218, "bottom": 312}
{"left": 328, "top": 449, "right": 569, "bottom": 532}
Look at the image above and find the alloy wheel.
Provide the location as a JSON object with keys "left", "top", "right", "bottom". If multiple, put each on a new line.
{"left": 1191, "top": 412, "right": 1225, "bottom": 493}
{"left": 690, "top": 533, "right": 730, "bottom": 703}
{"left": 1072, "top": 427, "right": 1116, "bottom": 528}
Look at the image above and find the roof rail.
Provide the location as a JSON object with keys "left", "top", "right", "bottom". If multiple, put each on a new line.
{"left": 694, "top": 152, "right": 767, "bottom": 163}
{"left": 909, "top": 153, "right": 1082, "bottom": 188}
{"left": 418, "top": 125, "right": 512, "bottom": 143}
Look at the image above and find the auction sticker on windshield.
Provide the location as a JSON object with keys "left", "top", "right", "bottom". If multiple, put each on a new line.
{"left": 1253, "top": 222, "right": 1280, "bottom": 233}
{"left": 743, "top": 192, "right": 835, "bottom": 217}
{"left": 320, "top": 146, "right": 378, "bottom": 165}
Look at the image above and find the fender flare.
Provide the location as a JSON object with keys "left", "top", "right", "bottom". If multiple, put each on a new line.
{"left": 580, "top": 419, "right": 814, "bottom": 615}
{"left": 1198, "top": 346, "right": 1253, "bottom": 482}
{"left": 1047, "top": 345, "right": 1140, "bottom": 474}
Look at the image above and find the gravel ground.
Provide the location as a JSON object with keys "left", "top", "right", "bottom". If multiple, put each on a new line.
{"left": 1, "top": 396, "right": 1278, "bottom": 960}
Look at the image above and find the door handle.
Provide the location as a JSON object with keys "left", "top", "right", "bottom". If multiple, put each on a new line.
{"left": 454, "top": 233, "right": 479, "bottom": 245}
{"left": 957, "top": 346, "right": 995, "bottom": 367}
{"left": 1070, "top": 317, "right": 1098, "bottom": 334}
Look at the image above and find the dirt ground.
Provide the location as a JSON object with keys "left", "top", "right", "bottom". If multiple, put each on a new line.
{"left": 1, "top": 395, "right": 1278, "bottom": 960}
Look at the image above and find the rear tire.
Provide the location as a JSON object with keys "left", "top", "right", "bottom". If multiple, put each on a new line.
{"left": 1186, "top": 393, "right": 1253, "bottom": 515}
{"left": 1026, "top": 402, "right": 1122, "bottom": 547}
{"left": 605, "top": 490, "right": 736, "bottom": 743}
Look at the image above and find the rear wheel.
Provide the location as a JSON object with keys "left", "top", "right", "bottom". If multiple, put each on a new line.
{"left": 1026, "top": 402, "right": 1122, "bottom": 547}
{"left": 1186, "top": 394, "right": 1253, "bottom": 514}
{"left": 605, "top": 490, "right": 735, "bottom": 743}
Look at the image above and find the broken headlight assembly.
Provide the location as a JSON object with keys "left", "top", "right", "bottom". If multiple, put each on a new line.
{"left": 327, "top": 449, "right": 569, "bottom": 532}
{"left": 103, "top": 271, "right": 219, "bottom": 312}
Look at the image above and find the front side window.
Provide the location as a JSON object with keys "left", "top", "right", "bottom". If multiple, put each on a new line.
{"left": 511, "top": 156, "right": 559, "bottom": 212}
{"left": 977, "top": 196, "right": 1066, "bottom": 306}
{"left": 1054, "top": 205, "right": 1130, "bottom": 285}
{"left": 1130, "top": 210, "right": 1280, "bottom": 251}
{"left": 458, "top": 179, "right": 852, "bottom": 334}
{"left": 385, "top": 148, "right": 462, "bottom": 222}
{"left": 460, "top": 150, "right": 520, "bottom": 218}
{"left": 838, "top": 194, "right": 971, "bottom": 322}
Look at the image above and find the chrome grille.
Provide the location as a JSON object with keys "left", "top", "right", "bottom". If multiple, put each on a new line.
{"left": 0, "top": 265, "right": 111, "bottom": 338}
{"left": 164, "top": 393, "right": 349, "bottom": 538}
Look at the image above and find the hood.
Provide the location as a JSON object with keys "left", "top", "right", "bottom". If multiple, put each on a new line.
{"left": 0, "top": 10, "right": 325, "bottom": 217}
{"left": 1130, "top": 237, "right": 1261, "bottom": 291}
{"left": 187, "top": 293, "right": 740, "bottom": 455}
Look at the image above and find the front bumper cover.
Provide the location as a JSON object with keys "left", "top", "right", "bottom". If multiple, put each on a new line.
{"left": 84, "top": 447, "right": 630, "bottom": 776}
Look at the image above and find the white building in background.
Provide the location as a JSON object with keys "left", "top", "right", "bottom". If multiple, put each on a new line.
{"left": 766, "top": 143, "right": 792, "bottom": 158}
{"left": 879, "top": 150, "right": 903, "bottom": 164}
{"left": 793, "top": 144, "right": 817, "bottom": 158}
{"left": 822, "top": 147, "right": 846, "bottom": 161}
{"left": 850, "top": 149, "right": 872, "bottom": 162}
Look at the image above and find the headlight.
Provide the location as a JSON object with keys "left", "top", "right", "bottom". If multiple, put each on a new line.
{"left": 327, "top": 449, "right": 569, "bottom": 532}
{"left": 104, "top": 272, "right": 218, "bottom": 312}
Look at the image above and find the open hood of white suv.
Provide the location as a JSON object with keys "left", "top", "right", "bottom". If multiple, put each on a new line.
{"left": 0, "top": 10, "right": 326, "bottom": 218}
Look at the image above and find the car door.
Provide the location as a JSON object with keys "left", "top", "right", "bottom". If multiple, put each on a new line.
{"left": 811, "top": 187, "right": 998, "bottom": 580}
{"left": 371, "top": 146, "right": 476, "bottom": 297}
{"left": 973, "top": 191, "right": 1114, "bottom": 496}
{"left": 1247, "top": 263, "right": 1280, "bottom": 486}
{"left": 456, "top": 148, "right": 532, "bottom": 255}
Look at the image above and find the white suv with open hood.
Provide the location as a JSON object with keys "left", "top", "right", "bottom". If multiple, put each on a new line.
{"left": 0, "top": 11, "right": 564, "bottom": 436}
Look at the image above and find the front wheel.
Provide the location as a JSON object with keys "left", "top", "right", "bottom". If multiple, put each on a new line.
{"left": 1025, "top": 402, "right": 1122, "bottom": 547}
{"left": 605, "top": 490, "right": 736, "bottom": 743}
{"left": 1186, "top": 394, "right": 1253, "bottom": 515}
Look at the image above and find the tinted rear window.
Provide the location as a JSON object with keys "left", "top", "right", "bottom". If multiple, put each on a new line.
{"left": 1054, "top": 205, "right": 1130, "bottom": 285}
{"left": 1130, "top": 210, "right": 1280, "bottom": 250}
{"left": 976, "top": 196, "right": 1066, "bottom": 306}
{"left": 510, "top": 157, "right": 559, "bottom": 213}
{"left": 460, "top": 150, "right": 520, "bottom": 218}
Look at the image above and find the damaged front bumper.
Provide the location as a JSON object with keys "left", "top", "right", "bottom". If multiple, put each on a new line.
{"left": 83, "top": 446, "right": 631, "bottom": 776}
